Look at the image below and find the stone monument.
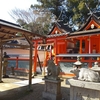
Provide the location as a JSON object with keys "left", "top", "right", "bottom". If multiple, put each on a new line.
{"left": 42, "top": 59, "right": 63, "bottom": 100}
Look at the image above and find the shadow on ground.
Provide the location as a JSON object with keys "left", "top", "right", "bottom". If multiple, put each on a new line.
{"left": 0, "top": 75, "right": 70, "bottom": 100}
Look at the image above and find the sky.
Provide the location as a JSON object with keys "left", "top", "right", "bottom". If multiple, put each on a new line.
{"left": 0, "top": 0, "right": 38, "bottom": 23}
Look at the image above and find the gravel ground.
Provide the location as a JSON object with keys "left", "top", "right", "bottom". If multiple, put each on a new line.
{"left": 1, "top": 75, "right": 70, "bottom": 100}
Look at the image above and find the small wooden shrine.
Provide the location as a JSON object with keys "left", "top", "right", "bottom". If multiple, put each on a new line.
{"left": 0, "top": 19, "right": 45, "bottom": 90}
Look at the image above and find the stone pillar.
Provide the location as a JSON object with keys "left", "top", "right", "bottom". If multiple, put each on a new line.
{"left": 42, "top": 79, "right": 63, "bottom": 100}
{"left": 11, "top": 66, "right": 15, "bottom": 75}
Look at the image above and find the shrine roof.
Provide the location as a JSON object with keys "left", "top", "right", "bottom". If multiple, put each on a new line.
{"left": 48, "top": 21, "right": 72, "bottom": 35}
{"left": 33, "top": 32, "right": 68, "bottom": 40}
{"left": 68, "top": 11, "right": 100, "bottom": 38}
{"left": 47, "top": 32, "right": 69, "bottom": 38}
{"left": 0, "top": 19, "right": 45, "bottom": 39}
{"left": 32, "top": 21, "right": 71, "bottom": 40}
{"left": 78, "top": 12, "right": 100, "bottom": 31}
{"left": 67, "top": 28, "right": 100, "bottom": 38}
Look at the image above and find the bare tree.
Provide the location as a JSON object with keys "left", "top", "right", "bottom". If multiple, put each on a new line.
{"left": 9, "top": 7, "right": 54, "bottom": 35}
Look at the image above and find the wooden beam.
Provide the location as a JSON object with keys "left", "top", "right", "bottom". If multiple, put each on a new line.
{"left": 0, "top": 25, "right": 26, "bottom": 35}
{"left": 0, "top": 31, "right": 16, "bottom": 36}
{"left": 67, "top": 39, "right": 75, "bottom": 43}
{"left": 0, "top": 25, "right": 46, "bottom": 38}
{"left": 2, "top": 36, "right": 25, "bottom": 42}
{"left": 3, "top": 43, "right": 30, "bottom": 48}
{"left": 28, "top": 44, "right": 33, "bottom": 91}
{"left": 23, "top": 34, "right": 33, "bottom": 91}
{"left": 23, "top": 34, "right": 33, "bottom": 45}
{"left": 38, "top": 43, "right": 54, "bottom": 46}
{"left": 0, "top": 44, "right": 3, "bottom": 82}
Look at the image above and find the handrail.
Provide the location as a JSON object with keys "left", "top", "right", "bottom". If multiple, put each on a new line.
{"left": 56, "top": 53, "right": 100, "bottom": 57}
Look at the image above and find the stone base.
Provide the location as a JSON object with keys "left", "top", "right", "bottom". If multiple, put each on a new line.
{"left": 43, "top": 92, "right": 62, "bottom": 100}
{"left": 3, "top": 75, "right": 9, "bottom": 78}
{"left": 68, "top": 79, "right": 100, "bottom": 100}
{"left": 42, "top": 79, "right": 63, "bottom": 100}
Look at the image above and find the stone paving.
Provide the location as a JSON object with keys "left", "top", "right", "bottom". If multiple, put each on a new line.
{"left": 0, "top": 75, "right": 70, "bottom": 100}
{"left": 17, "top": 78, "right": 70, "bottom": 100}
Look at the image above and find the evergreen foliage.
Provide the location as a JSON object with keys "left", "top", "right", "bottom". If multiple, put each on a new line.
{"left": 33, "top": 0, "right": 99, "bottom": 29}
{"left": 66, "top": 0, "right": 98, "bottom": 28}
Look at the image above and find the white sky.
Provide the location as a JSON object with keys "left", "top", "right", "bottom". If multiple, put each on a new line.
{"left": 0, "top": 0, "right": 38, "bottom": 23}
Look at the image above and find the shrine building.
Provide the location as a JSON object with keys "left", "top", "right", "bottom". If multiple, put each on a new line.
{"left": 32, "top": 11, "right": 100, "bottom": 76}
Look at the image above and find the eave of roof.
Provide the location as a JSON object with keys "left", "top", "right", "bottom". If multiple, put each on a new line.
{"left": 48, "top": 22, "right": 72, "bottom": 35}
{"left": 0, "top": 19, "right": 20, "bottom": 27}
{"left": 78, "top": 13, "right": 100, "bottom": 31}
{"left": 47, "top": 32, "right": 69, "bottom": 38}
{"left": 55, "top": 22, "right": 72, "bottom": 33}
{"left": 33, "top": 32, "right": 69, "bottom": 40}
{"left": 0, "top": 19, "right": 46, "bottom": 42}
{"left": 67, "top": 28, "right": 100, "bottom": 38}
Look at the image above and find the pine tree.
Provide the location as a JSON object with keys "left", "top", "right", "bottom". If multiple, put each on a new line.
{"left": 33, "top": 0, "right": 99, "bottom": 29}
{"left": 66, "top": 0, "right": 98, "bottom": 28}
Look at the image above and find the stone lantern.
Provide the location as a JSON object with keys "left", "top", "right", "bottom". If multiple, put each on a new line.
{"left": 2, "top": 52, "right": 10, "bottom": 78}
{"left": 73, "top": 56, "right": 82, "bottom": 68}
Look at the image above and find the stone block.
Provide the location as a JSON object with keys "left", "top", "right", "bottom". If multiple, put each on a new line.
{"left": 68, "top": 79, "right": 100, "bottom": 100}
{"left": 43, "top": 92, "right": 62, "bottom": 100}
{"left": 42, "top": 79, "right": 63, "bottom": 100}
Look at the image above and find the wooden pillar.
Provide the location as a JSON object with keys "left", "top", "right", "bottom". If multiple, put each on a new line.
{"left": 0, "top": 46, "right": 3, "bottom": 82}
{"left": 42, "top": 39, "right": 46, "bottom": 76}
{"left": 54, "top": 39, "right": 57, "bottom": 64}
{"left": 97, "top": 35, "right": 100, "bottom": 61}
{"left": 28, "top": 43, "right": 33, "bottom": 90}
{"left": 43, "top": 50, "right": 48, "bottom": 66}
{"left": 66, "top": 39, "right": 67, "bottom": 53}
{"left": 50, "top": 45, "right": 52, "bottom": 59}
{"left": 42, "top": 47, "right": 46, "bottom": 76}
{"left": 99, "top": 35, "right": 100, "bottom": 53}
{"left": 89, "top": 37, "right": 91, "bottom": 54}
{"left": 23, "top": 34, "right": 33, "bottom": 91}
{"left": 16, "top": 57, "right": 18, "bottom": 69}
{"left": 85, "top": 37, "right": 89, "bottom": 53}
{"left": 42, "top": 39, "right": 48, "bottom": 67}
{"left": 33, "top": 41, "right": 38, "bottom": 76}
{"left": 88, "top": 36, "right": 92, "bottom": 67}
{"left": 79, "top": 38, "right": 82, "bottom": 54}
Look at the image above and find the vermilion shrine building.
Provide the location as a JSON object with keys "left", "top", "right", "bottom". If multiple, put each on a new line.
{"left": 32, "top": 12, "right": 100, "bottom": 76}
